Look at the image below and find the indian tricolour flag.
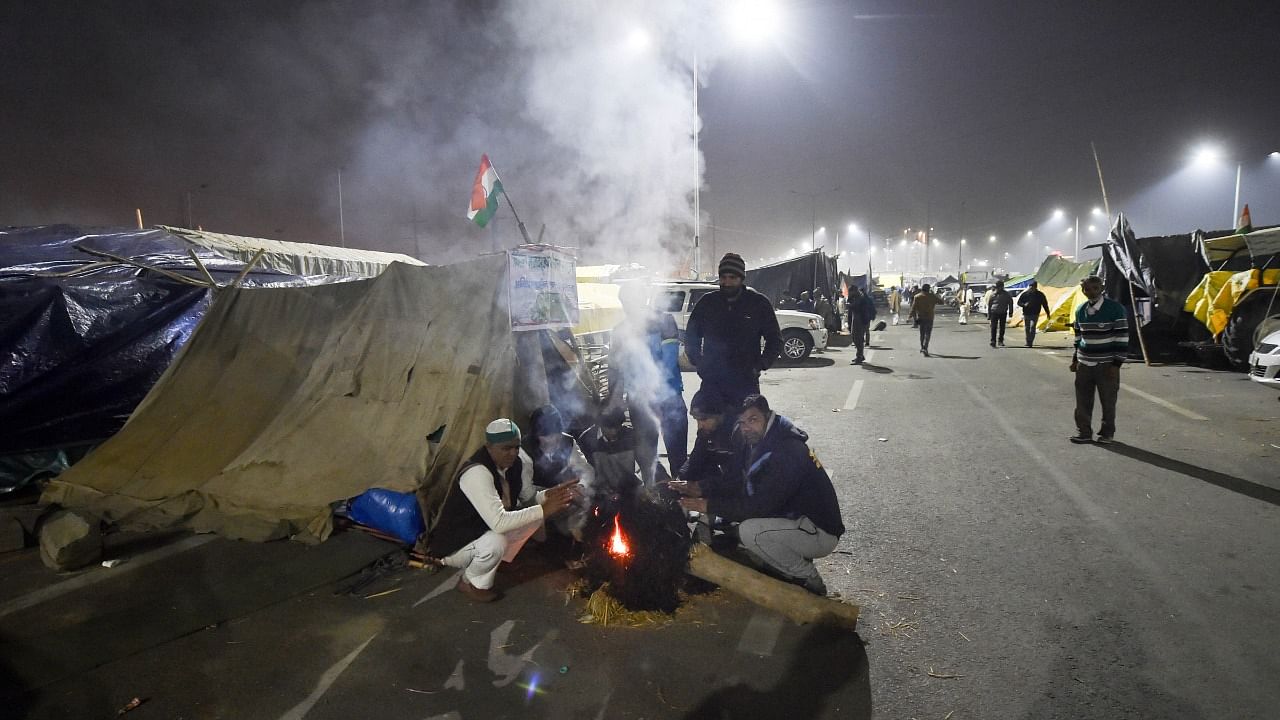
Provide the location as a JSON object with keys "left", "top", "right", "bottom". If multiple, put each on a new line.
{"left": 467, "top": 154, "right": 503, "bottom": 228}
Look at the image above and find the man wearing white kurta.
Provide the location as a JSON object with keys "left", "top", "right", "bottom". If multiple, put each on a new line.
{"left": 425, "top": 419, "right": 578, "bottom": 602}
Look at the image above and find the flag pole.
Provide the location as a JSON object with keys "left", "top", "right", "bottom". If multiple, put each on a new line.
{"left": 500, "top": 188, "right": 533, "bottom": 245}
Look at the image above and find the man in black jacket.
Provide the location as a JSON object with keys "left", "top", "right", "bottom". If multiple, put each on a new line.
{"left": 684, "top": 253, "right": 783, "bottom": 411}
{"left": 1017, "top": 280, "right": 1052, "bottom": 347}
{"left": 672, "top": 395, "right": 844, "bottom": 596}
{"left": 987, "top": 280, "right": 1015, "bottom": 348}
{"left": 846, "top": 285, "right": 877, "bottom": 364}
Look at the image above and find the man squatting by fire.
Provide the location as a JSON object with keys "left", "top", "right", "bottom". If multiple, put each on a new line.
{"left": 425, "top": 419, "right": 580, "bottom": 603}
{"left": 669, "top": 394, "right": 845, "bottom": 596}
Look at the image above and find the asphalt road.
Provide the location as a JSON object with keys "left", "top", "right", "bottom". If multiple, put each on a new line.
{"left": 3, "top": 310, "right": 1277, "bottom": 719}
{"left": 756, "top": 311, "right": 1280, "bottom": 719}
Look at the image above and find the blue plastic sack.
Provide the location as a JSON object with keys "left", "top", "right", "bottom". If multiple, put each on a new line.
{"left": 348, "top": 488, "right": 424, "bottom": 545}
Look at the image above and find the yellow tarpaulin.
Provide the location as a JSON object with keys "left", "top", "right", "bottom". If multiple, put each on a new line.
{"left": 1038, "top": 285, "right": 1089, "bottom": 332}
{"left": 573, "top": 282, "right": 623, "bottom": 335}
{"left": 1185, "top": 268, "right": 1280, "bottom": 336}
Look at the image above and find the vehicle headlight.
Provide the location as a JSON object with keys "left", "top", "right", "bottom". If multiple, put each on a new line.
{"left": 808, "top": 318, "right": 821, "bottom": 330}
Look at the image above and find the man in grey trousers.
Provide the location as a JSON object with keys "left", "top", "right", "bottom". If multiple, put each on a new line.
{"left": 671, "top": 394, "right": 844, "bottom": 596}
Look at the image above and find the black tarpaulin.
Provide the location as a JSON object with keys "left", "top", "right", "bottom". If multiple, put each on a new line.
{"left": 745, "top": 251, "right": 840, "bottom": 306}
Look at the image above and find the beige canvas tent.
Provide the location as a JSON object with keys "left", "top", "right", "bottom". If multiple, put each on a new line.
{"left": 43, "top": 254, "right": 539, "bottom": 543}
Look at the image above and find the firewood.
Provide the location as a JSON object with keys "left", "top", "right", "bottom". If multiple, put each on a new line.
{"left": 686, "top": 544, "right": 859, "bottom": 630}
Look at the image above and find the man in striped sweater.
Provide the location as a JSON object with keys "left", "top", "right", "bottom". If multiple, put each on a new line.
{"left": 1069, "top": 276, "right": 1129, "bottom": 444}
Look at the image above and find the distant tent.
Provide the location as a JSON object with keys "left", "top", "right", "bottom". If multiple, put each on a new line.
{"left": 1032, "top": 255, "right": 1100, "bottom": 332}
{"left": 42, "top": 254, "right": 541, "bottom": 543}
{"left": 746, "top": 251, "right": 839, "bottom": 306}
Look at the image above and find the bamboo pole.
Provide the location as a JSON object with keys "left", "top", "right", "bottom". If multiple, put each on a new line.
{"left": 230, "top": 249, "right": 266, "bottom": 288}
{"left": 186, "top": 249, "right": 218, "bottom": 288}
{"left": 1092, "top": 142, "right": 1151, "bottom": 366}
{"left": 135, "top": 208, "right": 144, "bottom": 229}
{"left": 687, "top": 543, "right": 860, "bottom": 629}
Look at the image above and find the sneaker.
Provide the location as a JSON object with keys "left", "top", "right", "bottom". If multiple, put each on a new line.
{"left": 1095, "top": 435, "right": 1114, "bottom": 445}
{"left": 922, "top": 350, "right": 930, "bottom": 357}
{"left": 1069, "top": 433, "right": 1093, "bottom": 444}
{"left": 852, "top": 357, "right": 864, "bottom": 365}
{"left": 990, "top": 341, "right": 996, "bottom": 348}
{"left": 457, "top": 577, "right": 500, "bottom": 603}
{"left": 998, "top": 341, "right": 1006, "bottom": 347}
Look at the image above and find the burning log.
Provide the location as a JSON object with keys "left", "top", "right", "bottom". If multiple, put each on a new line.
{"left": 687, "top": 543, "right": 860, "bottom": 630}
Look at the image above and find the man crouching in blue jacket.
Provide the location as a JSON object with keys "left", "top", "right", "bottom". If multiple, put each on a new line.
{"left": 672, "top": 394, "right": 845, "bottom": 596}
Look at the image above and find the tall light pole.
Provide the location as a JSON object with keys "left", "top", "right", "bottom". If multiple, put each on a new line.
{"left": 790, "top": 187, "right": 841, "bottom": 251}
{"left": 692, "top": 50, "right": 701, "bottom": 276}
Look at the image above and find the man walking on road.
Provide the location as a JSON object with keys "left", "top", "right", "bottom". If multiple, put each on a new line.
{"left": 846, "top": 285, "right": 876, "bottom": 364}
{"left": 1069, "top": 276, "right": 1129, "bottom": 444}
{"left": 908, "top": 283, "right": 942, "bottom": 356}
{"left": 1017, "top": 280, "right": 1052, "bottom": 347}
{"left": 987, "top": 280, "right": 1014, "bottom": 347}
{"left": 685, "top": 252, "right": 783, "bottom": 411}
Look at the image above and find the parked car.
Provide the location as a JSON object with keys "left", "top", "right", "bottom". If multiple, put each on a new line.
{"left": 1248, "top": 326, "right": 1280, "bottom": 387}
{"left": 650, "top": 281, "right": 829, "bottom": 363}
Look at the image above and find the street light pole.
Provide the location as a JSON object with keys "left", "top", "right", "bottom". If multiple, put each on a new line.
{"left": 692, "top": 50, "right": 701, "bottom": 276}
{"left": 1232, "top": 161, "right": 1242, "bottom": 228}
{"left": 1074, "top": 215, "right": 1080, "bottom": 258}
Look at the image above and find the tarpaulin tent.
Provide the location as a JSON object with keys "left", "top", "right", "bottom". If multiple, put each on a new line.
{"left": 1185, "top": 268, "right": 1280, "bottom": 335}
{"left": 745, "top": 251, "right": 839, "bottom": 307}
{"left": 1032, "top": 255, "right": 1099, "bottom": 331}
{"left": 42, "top": 254, "right": 523, "bottom": 543}
{"left": 0, "top": 225, "right": 424, "bottom": 459}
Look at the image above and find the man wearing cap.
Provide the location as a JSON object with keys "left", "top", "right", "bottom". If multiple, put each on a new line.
{"left": 685, "top": 253, "right": 783, "bottom": 410}
{"left": 673, "top": 389, "right": 741, "bottom": 491}
{"left": 425, "top": 419, "right": 579, "bottom": 602}
{"left": 1017, "top": 280, "right": 1052, "bottom": 347}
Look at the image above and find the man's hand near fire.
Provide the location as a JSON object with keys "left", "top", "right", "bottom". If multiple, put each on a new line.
{"left": 540, "top": 478, "right": 580, "bottom": 517}
{"left": 665, "top": 479, "right": 702, "bottom": 497}
{"left": 678, "top": 497, "right": 708, "bottom": 514}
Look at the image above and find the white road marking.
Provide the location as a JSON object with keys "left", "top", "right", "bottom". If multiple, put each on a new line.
{"left": 864, "top": 349, "right": 877, "bottom": 363}
{"left": 279, "top": 634, "right": 378, "bottom": 720}
{"left": 413, "top": 570, "right": 462, "bottom": 607}
{"left": 1120, "top": 384, "right": 1209, "bottom": 421}
{"left": 0, "top": 534, "right": 216, "bottom": 620}
{"left": 736, "top": 610, "right": 784, "bottom": 657}
{"left": 488, "top": 620, "right": 542, "bottom": 688}
{"left": 1040, "top": 351, "right": 1058, "bottom": 356}
{"left": 843, "top": 380, "right": 865, "bottom": 410}
{"left": 444, "top": 659, "right": 466, "bottom": 691}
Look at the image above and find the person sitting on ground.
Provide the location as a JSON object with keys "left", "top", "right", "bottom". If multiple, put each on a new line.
{"left": 425, "top": 418, "right": 579, "bottom": 602}
{"left": 670, "top": 394, "right": 845, "bottom": 596}
{"left": 576, "top": 406, "right": 641, "bottom": 497}
{"left": 523, "top": 404, "right": 594, "bottom": 539}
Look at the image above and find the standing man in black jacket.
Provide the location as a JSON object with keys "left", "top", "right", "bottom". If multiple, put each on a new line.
{"left": 671, "top": 395, "right": 844, "bottom": 596}
{"left": 987, "top": 280, "right": 1015, "bottom": 348}
{"left": 846, "top": 285, "right": 877, "bottom": 365}
{"left": 685, "top": 253, "right": 783, "bottom": 411}
{"left": 1017, "top": 280, "right": 1052, "bottom": 347}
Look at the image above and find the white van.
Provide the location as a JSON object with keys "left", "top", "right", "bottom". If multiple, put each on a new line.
{"left": 650, "top": 281, "right": 829, "bottom": 363}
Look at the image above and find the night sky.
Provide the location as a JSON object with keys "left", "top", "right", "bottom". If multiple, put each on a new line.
{"left": 3, "top": 1, "right": 1278, "bottom": 274}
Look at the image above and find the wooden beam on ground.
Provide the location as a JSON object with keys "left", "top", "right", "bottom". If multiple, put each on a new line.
{"left": 687, "top": 543, "right": 860, "bottom": 630}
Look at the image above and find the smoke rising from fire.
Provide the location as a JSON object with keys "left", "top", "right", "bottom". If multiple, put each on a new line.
{"left": 2, "top": 1, "right": 736, "bottom": 273}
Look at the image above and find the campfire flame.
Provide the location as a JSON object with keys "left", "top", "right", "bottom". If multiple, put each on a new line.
{"left": 608, "top": 516, "right": 630, "bottom": 558}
